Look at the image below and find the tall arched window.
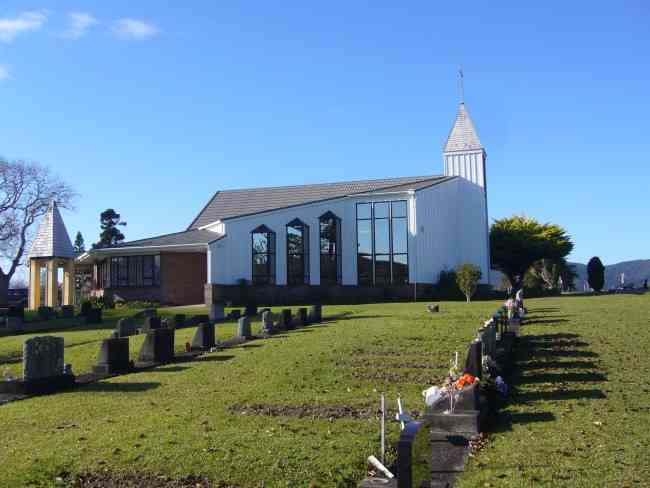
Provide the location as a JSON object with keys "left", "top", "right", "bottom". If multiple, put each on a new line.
{"left": 251, "top": 225, "right": 276, "bottom": 285}
{"left": 287, "top": 219, "right": 310, "bottom": 285}
{"left": 319, "top": 211, "right": 341, "bottom": 285}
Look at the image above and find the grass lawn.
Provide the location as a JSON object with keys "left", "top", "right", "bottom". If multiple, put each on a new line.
{"left": 0, "top": 295, "right": 648, "bottom": 487}
{"left": 460, "top": 293, "right": 650, "bottom": 487}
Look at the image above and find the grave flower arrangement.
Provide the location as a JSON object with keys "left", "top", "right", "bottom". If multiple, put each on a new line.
{"left": 454, "top": 373, "right": 478, "bottom": 389}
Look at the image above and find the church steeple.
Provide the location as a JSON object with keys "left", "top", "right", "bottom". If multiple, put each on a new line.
{"left": 28, "top": 200, "right": 75, "bottom": 259}
{"left": 443, "top": 101, "right": 487, "bottom": 189}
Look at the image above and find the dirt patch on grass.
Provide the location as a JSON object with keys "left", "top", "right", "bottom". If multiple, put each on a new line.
{"left": 229, "top": 402, "right": 422, "bottom": 421}
{"left": 64, "top": 472, "right": 237, "bottom": 487}
{"left": 230, "top": 402, "right": 381, "bottom": 419}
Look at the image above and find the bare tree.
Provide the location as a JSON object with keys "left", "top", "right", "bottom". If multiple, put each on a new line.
{"left": 0, "top": 159, "right": 76, "bottom": 305}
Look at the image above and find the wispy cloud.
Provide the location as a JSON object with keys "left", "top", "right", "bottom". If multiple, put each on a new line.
{"left": 63, "top": 12, "right": 98, "bottom": 40}
{"left": 0, "top": 65, "right": 9, "bottom": 81}
{"left": 0, "top": 11, "right": 48, "bottom": 43}
{"left": 112, "top": 18, "right": 159, "bottom": 40}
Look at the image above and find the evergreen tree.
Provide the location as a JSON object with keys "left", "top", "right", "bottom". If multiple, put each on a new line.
{"left": 587, "top": 256, "right": 605, "bottom": 292}
{"left": 73, "top": 231, "right": 85, "bottom": 253}
{"left": 93, "top": 209, "right": 126, "bottom": 249}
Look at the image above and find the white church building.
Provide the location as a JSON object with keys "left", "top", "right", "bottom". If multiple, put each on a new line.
{"left": 75, "top": 101, "right": 490, "bottom": 306}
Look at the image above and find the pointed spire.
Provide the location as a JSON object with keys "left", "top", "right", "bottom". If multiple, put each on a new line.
{"left": 444, "top": 102, "right": 483, "bottom": 152}
{"left": 28, "top": 200, "right": 75, "bottom": 259}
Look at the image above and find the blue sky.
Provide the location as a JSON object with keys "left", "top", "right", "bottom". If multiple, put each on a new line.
{"left": 1, "top": 1, "right": 649, "bottom": 269}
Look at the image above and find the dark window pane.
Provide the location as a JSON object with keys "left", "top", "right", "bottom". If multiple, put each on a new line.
{"left": 374, "top": 219, "right": 390, "bottom": 254}
{"left": 154, "top": 255, "right": 161, "bottom": 286}
{"left": 375, "top": 255, "right": 390, "bottom": 285}
{"left": 374, "top": 202, "right": 389, "bottom": 219}
{"left": 320, "top": 255, "right": 338, "bottom": 284}
{"left": 320, "top": 219, "right": 337, "bottom": 254}
{"left": 393, "top": 254, "right": 409, "bottom": 284}
{"left": 357, "top": 203, "right": 371, "bottom": 219}
{"left": 357, "top": 254, "right": 373, "bottom": 285}
{"left": 357, "top": 220, "right": 372, "bottom": 254}
{"left": 287, "top": 254, "right": 304, "bottom": 285}
{"left": 392, "top": 218, "right": 408, "bottom": 254}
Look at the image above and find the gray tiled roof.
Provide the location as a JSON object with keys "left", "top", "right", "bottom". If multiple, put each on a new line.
{"left": 105, "top": 229, "right": 221, "bottom": 249}
{"left": 188, "top": 175, "right": 447, "bottom": 229}
{"left": 444, "top": 103, "right": 483, "bottom": 152}
{"left": 28, "top": 201, "right": 75, "bottom": 259}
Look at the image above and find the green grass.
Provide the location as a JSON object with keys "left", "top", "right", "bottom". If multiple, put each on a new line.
{"left": 0, "top": 300, "right": 495, "bottom": 487}
{"left": 460, "top": 293, "right": 650, "bottom": 487}
{"left": 1, "top": 295, "right": 648, "bottom": 487}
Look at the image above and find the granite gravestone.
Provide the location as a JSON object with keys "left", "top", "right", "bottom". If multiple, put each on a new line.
{"left": 138, "top": 328, "right": 175, "bottom": 364}
{"left": 297, "top": 308, "right": 308, "bottom": 326}
{"left": 142, "top": 316, "right": 162, "bottom": 332}
{"left": 230, "top": 309, "right": 241, "bottom": 320}
{"left": 60, "top": 305, "right": 74, "bottom": 318}
{"left": 244, "top": 304, "right": 258, "bottom": 317}
{"left": 261, "top": 311, "right": 274, "bottom": 334}
{"left": 23, "top": 336, "right": 65, "bottom": 380}
{"left": 93, "top": 337, "right": 131, "bottom": 374}
{"left": 173, "top": 314, "right": 186, "bottom": 328}
{"left": 237, "top": 316, "right": 252, "bottom": 339}
{"left": 309, "top": 304, "right": 322, "bottom": 323}
{"left": 464, "top": 339, "right": 483, "bottom": 379}
{"left": 209, "top": 303, "right": 225, "bottom": 321}
{"left": 116, "top": 317, "right": 137, "bottom": 337}
{"left": 281, "top": 309, "right": 293, "bottom": 330}
{"left": 191, "top": 323, "right": 216, "bottom": 350}
{"left": 85, "top": 308, "right": 102, "bottom": 324}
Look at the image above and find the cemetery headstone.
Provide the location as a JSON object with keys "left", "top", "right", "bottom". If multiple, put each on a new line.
{"left": 463, "top": 339, "right": 483, "bottom": 379}
{"left": 281, "top": 309, "right": 293, "bottom": 330}
{"left": 85, "top": 307, "right": 102, "bottom": 324}
{"left": 244, "top": 304, "right": 258, "bottom": 317}
{"left": 297, "top": 307, "right": 308, "bottom": 326}
{"left": 116, "top": 317, "right": 137, "bottom": 337}
{"left": 230, "top": 309, "right": 241, "bottom": 320}
{"left": 60, "top": 305, "right": 74, "bottom": 318}
{"left": 262, "top": 310, "right": 274, "bottom": 334}
{"left": 138, "top": 328, "right": 175, "bottom": 364}
{"left": 8, "top": 306, "right": 25, "bottom": 321}
{"left": 93, "top": 337, "right": 131, "bottom": 374}
{"left": 237, "top": 316, "right": 252, "bottom": 339}
{"left": 309, "top": 304, "right": 322, "bottom": 323}
{"left": 5, "top": 316, "right": 23, "bottom": 333}
{"left": 173, "top": 314, "right": 186, "bottom": 328}
{"left": 191, "top": 323, "right": 216, "bottom": 350}
{"left": 23, "top": 336, "right": 65, "bottom": 380}
{"left": 37, "top": 306, "right": 55, "bottom": 321}
{"left": 142, "top": 316, "right": 162, "bottom": 332}
{"left": 209, "top": 303, "right": 225, "bottom": 321}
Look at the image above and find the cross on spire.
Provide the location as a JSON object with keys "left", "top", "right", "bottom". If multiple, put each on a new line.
{"left": 458, "top": 67, "right": 465, "bottom": 104}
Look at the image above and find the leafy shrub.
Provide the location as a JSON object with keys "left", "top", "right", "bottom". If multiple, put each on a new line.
{"left": 435, "top": 269, "right": 464, "bottom": 300}
{"left": 456, "top": 263, "right": 483, "bottom": 302}
{"left": 80, "top": 300, "right": 93, "bottom": 316}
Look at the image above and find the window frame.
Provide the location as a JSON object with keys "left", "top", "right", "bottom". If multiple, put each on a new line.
{"left": 319, "top": 211, "right": 342, "bottom": 285}
{"left": 251, "top": 225, "right": 276, "bottom": 285}
{"left": 355, "top": 200, "right": 409, "bottom": 286}
{"left": 286, "top": 218, "right": 310, "bottom": 286}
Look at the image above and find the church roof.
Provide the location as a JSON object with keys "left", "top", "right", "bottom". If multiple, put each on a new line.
{"left": 28, "top": 201, "right": 75, "bottom": 259}
{"left": 188, "top": 175, "right": 449, "bottom": 229}
{"left": 444, "top": 102, "right": 483, "bottom": 152}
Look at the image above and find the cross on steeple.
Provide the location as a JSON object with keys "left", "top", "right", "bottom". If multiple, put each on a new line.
{"left": 458, "top": 67, "right": 465, "bottom": 104}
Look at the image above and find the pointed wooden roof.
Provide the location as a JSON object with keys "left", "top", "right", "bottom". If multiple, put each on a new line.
{"left": 28, "top": 201, "right": 75, "bottom": 259}
{"left": 444, "top": 102, "right": 483, "bottom": 152}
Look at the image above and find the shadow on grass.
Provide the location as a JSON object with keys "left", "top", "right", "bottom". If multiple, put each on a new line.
{"left": 193, "top": 354, "right": 236, "bottom": 363}
{"left": 521, "top": 360, "right": 600, "bottom": 370}
{"left": 523, "top": 318, "right": 571, "bottom": 325}
{"left": 518, "top": 372, "right": 608, "bottom": 384}
{"left": 81, "top": 381, "right": 161, "bottom": 393}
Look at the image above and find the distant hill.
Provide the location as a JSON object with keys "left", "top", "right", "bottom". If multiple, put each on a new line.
{"left": 571, "top": 260, "right": 650, "bottom": 290}
{"left": 488, "top": 259, "right": 650, "bottom": 291}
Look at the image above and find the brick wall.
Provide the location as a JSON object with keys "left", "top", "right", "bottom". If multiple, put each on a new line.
{"left": 160, "top": 252, "right": 207, "bottom": 305}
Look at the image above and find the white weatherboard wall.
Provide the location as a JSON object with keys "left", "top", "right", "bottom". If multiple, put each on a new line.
{"left": 208, "top": 178, "right": 489, "bottom": 286}
{"left": 412, "top": 178, "right": 489, "bottom": 284}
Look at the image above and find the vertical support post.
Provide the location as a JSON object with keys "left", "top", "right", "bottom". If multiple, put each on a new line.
{"left": 29, "top": 259, "right": 41, "bottom": 310}
{"left": 46, "top": 259, "right": 58, "bottom": 308}
{"left": 380, "top": 393, "right": 385, "bottom": 464}
{"left": 63, "top": 260, "right": 75, "bottom": 306}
